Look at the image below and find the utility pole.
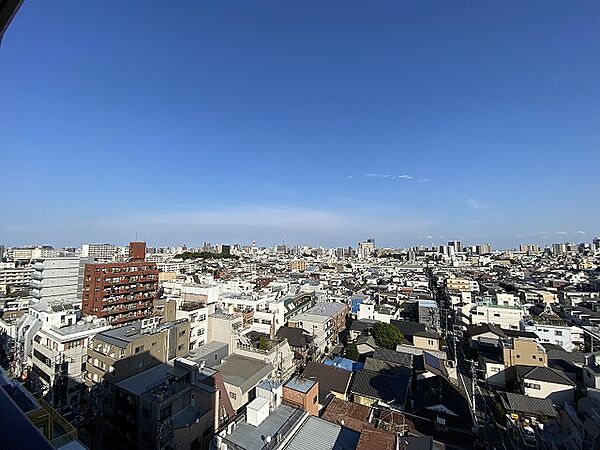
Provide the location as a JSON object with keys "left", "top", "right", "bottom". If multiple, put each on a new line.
{"left": 471, "top": 360, "right": 477, "bottom": 422}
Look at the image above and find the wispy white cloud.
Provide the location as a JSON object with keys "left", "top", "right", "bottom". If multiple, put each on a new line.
{"left": 365, "top": 173, "right": 391, "bottom": 178}
{"left": 347, "top": 175, "right": 353, "bottom": 179}
{"left": 362, "top": 173, "right": 430, "bottom": 182}
{"left": 577, "top": 230, "right": 586, "bottom": 235}
{"left": 467, "top": 198, "right": 483, "bottom": 210}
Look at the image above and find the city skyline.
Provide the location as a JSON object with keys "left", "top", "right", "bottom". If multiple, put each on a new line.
{"left": 2, "top": 1, "right": 599, "bottom": 248}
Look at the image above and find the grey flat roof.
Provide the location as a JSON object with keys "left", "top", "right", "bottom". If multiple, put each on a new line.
{"left": 305, "top": 301, "right": 346, "bottom": 317}
{"left": 94, "top": 322, "right": 143, "bottom": 348}
{"left": 224, "top": 404, "right": 304, "bottom": 450}
{"left": 284, "top": 377, "right": 316, "bottom": 394}
{"left": 116, "top": 363, "right": 171, "bottom": 395}
{"left": 284, "top": 415, "right": 360, "bottom": 450}
{"left": 218, "top": 355, "right": 274, "bottom": 393}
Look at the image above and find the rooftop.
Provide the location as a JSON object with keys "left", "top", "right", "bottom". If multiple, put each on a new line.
{"left": 284, "top": 377, "right": 317, "bottom": 394}
{"left": 217, "top": 355, "right": 274, "bottom": 393}
{"left": 222, "top": 403, "right": 305, "bottom": 450}
{"left": 283, "top": 415, "right": 360, "bottom": 450}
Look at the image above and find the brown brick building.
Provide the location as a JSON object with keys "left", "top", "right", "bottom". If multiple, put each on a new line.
{"left": 81, "top": 259, "right": 158, "bottom": 325}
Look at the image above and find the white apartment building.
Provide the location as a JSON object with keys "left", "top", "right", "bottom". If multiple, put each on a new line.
{"left": 30, "top": 257, "right": 88, "bottom": 305}
{"left": 470, "top": 294, "right": 524, "bottom": 330}
{"left": 31, "top": 318, "right": 111, "bottom": 404}
{"left": 162, "top": 281, "right": 220, "bottom": 305}
{"left": 522, "top": 319, "right": 584, "bottom": 352}
{"left": 9, "top": 302, "right": 79, "bottom": 376}
{"left": 356, "top": 300, "right": 400, "bottom": 323}
{"left": 164, "top": 296, "right": 215, "bottom": 351}
{"left": 81, "top": 243, "right": 117, "bottom": 260}
{"left": 0, "top": 266, "right": 34, "bottom": 294}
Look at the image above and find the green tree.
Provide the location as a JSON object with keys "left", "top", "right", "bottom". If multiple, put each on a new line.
{"left": 258, "top": 337, "right": 270, "bottom": 351}
{"left": 371, "top": 322, "right": 404, "bottom": 350}
{"left": 346, "top": 344, "right": 359, "bottom": 361}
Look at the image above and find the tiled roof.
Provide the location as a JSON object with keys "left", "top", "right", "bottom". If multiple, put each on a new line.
{"left": 356, "top": 428, "right": 396, "bottom": 450}
{"left": 500, "top": 392, "right": 558, "bottom": 418}
{"left": 521, "top": 366, "right": 575, "bottom": 386}
{"left": 303, "top": 361, "right": 352, "bottom": 402}
{"left": 349, "top": 368, "right": 411, "bottom": 408}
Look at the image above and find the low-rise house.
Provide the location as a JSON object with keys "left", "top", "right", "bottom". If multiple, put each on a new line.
{"left": 282, "top": 377, "right": 319, "bottom": 416}
{"left": 348, "top": 318, "right": 377, "bottom": 342}
{"left": 517, "top": 366, "right": 576, "bottom": 406}
{"left": 302, "top": 361, "right": 352, "bottom": 404}
{"left": 498, "top": 391, "right": 558, "bottom": 423}
{"left": 275, "top": 326, "right": 313, "bottom": 361}
{"left": 350, "top": 366, "right": 411, "bottom": 410}
{"left": 583, "top": 354, "right": 600, "bottom": 389}
{"left": 217, "top": 354, "right": 274, "bottom": 411}
{"left": 355, "top": 335, "right": 378, "bottom": 356}
{"left": 410, "top": 375, "right": 473, "bottom": 431}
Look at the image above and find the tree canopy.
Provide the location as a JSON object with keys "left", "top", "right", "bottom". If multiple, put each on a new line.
{"left": 371, "top": 322, "right": 404, "bottom": 350}
{"left": 345, "top": 343, "right": 359, "bottom": 361}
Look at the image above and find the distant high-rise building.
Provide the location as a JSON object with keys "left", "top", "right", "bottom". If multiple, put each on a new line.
{"left": 81, "top": 243, "right": 117, "bottom": 260}
{"left": 357, "top": 239, "right": 375, "bottom": 258}
{"left": 551, "top": 243, "right": 567, "bottom": 256}
{"left": 128, "top": 241, "right": 147, "bottom": 261}
{"left": 447, "top": 240, "right": 463, "bottom": 253}
{"left": 475, "top": 244, "right": 492, "bottom": 255}
{"left": 519, "top": 243, "right": 540, "bottom": 253}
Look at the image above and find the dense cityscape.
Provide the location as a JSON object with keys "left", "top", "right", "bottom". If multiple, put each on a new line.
{"left": 1, "top": 238, "right": 600, "bottom": 449}
{"left": 3, "top": 1, "right": 600, "bottom": 449}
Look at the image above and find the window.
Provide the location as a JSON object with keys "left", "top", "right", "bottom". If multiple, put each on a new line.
{"left": 516, "top": 354, "right": 520, "bottom": 358}
{"left": 313, "top": 395, "right": 317, "bottom": 404}
{"left": 134, "top": 345, "right": 144, "bottom": 354}
{"left": 160, "top": 405, "right": 172, "bottom": 421}
{"left": 230, "top": 392, "right": 237, "bottom": 400}
{"left": 555, "top": 330, "right": 563, "bottom": 336}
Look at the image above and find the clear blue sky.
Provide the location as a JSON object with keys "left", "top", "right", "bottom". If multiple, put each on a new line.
{"left": 1, "top": 1, "right": 599, "bottom": 249}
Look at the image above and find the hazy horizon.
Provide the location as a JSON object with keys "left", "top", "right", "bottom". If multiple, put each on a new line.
{"left": 2, "top": 1, "right": 599, "bottom": 249}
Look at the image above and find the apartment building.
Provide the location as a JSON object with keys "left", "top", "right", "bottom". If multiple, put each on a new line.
{"left": 445, "top": 277, "right": 479, "bottom": 292}
{"left": 102, "top": 357, "right": 233, "bottom": 450}
{"left": 31, "top": 318, "right": 111, "bottom": 406}
{"left": 471, "top": 294, "right": 524, "bottom": 330}
{"left": 522, "top": 316, "right": 584, "bottom": 352}
{"left": 30, "top": 257, "right": 88, "bottom": 305}
{"left": 86, "top": 317, "right": 190, "bottom": 384}
{"left": 0, "top": 265, "right": 34, "bottom": 294}
{"left": 163, "top": 296, "right": 215, "bottom": 351}
{"left": 81, "top": 243, "right": 117, "bottom": 260}
{"left": 81, "top": 260, "right": 158, "bottom": 325}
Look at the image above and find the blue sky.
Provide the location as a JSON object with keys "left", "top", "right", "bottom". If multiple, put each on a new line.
{"left": 1, "top": 1, "right": 599, "bottom": 249}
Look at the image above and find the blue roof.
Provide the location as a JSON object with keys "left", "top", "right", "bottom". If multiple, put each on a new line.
{"left": 323, "top": 356, "right": 364, "bottom": 372}
{"left": 351, "top": 297, "right": 365, "bottom": 314}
